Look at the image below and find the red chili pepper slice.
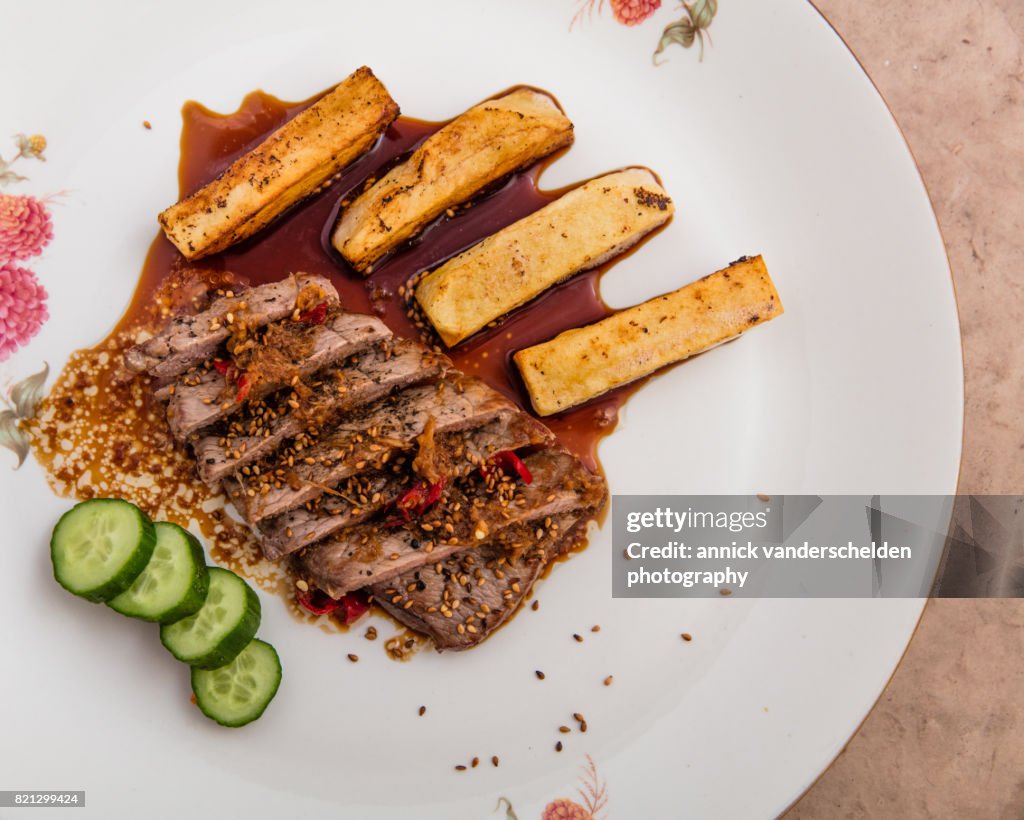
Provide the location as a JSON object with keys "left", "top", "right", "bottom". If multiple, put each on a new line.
{"left": 385, "top": 477, "right": 446, "bottom": 527}
{"left": 480, "top": 450, "right": 533, "bottom": 484}
{"left": 213, "top": 358, "right": 250, "bottom": 402}
{"left": 339, "top": 591, "right": 370, "bottom": 624}
{"left": 296, "top": 587, "right": 339, "bottom": 615}
{"left": 298, "top": 302, "right": 329, "bottom": 325}
{"left": 396, "top": 478, "right": 446, "bottom": 515}
{"left": 234, "top": 374, "right": 251, "bottom": 403}
{"left": 296, "top": 588, "right": 370, "bottom": 623}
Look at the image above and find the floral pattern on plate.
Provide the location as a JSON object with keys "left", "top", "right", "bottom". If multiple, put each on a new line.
{"left": 494, "top": 755, "right": 609, "bottom": 819}
{"left": 0, "top": 133, "right": 53, "bottom": 363}
{"left": 0, "top": 361, "right": 48, "bottom": 468}
{"left": 571, "top": 0, "right": 718, "bottom": 65}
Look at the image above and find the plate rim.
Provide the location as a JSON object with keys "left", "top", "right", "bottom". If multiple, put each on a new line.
{"left": 781, "top": 3, "right": 965, "bottom": 812}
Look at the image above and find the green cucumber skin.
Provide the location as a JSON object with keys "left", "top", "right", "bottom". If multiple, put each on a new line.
{"left": 191, "top": 639, "right": 282, "bottom": 728}
{"left": 108, "top": 524, "right": 210, "bottom": 623}
{"left": 50, "top": 499, "right": 156, "bottom": 603}
{"left": 159, "top": 569, "right": 262, "bottom": 670}
{"left": 156, "top": 548, "right": 210, "bottom": 624}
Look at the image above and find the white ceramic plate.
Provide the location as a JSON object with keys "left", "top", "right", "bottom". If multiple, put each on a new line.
{"left": 1, "top": 1, "right": 961, "bottom": 817}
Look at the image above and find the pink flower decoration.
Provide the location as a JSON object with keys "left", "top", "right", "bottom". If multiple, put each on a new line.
{"left": 0, "top": 194, "right": 54, "bottom": 261}
{"left": 0, "top": 262, "right": 49, "bottom": 361}
{"left": 609, "top": 0, "right": 660, "bottom": 26}
{"left": 542, "top": 799, "right": 592, "bottom": 820}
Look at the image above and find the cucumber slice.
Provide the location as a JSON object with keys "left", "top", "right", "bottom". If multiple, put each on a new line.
{"left": 160, "top": 567, "right": 260, "bottom": 669}
{"left": 50, "top": 499, "right": 156, "bottom": 602}
{"left": 108, "top": 522, "right": 210, "bottom": 623}
{"left": 191, "top": 639, "right": 282, "bottom": 728}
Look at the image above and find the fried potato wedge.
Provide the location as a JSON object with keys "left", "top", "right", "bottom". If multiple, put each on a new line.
{"left": 415, "top": 167, "right": 673, "bottom": 346}
{"left": 332, "top": 87, "right": 574, "bottom": 273}
{"left": 514, "top": 255, "right": 783, "bottom": 416}
{"left": 159, "top": 67, "right": 399, "bottom": 260}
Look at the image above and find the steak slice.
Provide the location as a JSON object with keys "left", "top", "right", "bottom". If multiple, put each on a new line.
{"left": 192, "top": 339, "right": 448, "bottom": 483}
{"left": 164, "top": 311, "right": 391, "bottom": 439}
{"left": 371, "top": 515, "right": 591, "bottom": 651}
{"left": 257, "top": 413, "right": 552, "bottom": 559}
{"left": 226, "top": 378, "right": 516, "bottom": 523}
{"left": 291, "top": 449, "right": 606, "bottom": 596}
{"left": 259, "top": 472, "right": 405, "bottom": 561}
{"left": 125, "top": 273, "right": 338, "bottom": 379}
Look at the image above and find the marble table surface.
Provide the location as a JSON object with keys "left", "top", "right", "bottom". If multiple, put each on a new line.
{"left": 790, "top": 1, "right": 1024, "bottom": 816}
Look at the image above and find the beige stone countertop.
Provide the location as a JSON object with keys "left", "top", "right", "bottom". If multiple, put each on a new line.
{"left": 788, "top": 1, "right": 1024, "bottom": 817}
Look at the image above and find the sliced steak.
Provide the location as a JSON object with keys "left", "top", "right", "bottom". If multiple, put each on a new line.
{"left": 372, "top": 515, "right": 591, "bottom": 651}
{"left": 292, "top": 449, "right": 606, "bottom": 596}
{"left": 258, "top": 413, "right": 552, "bottom": 559}
{"left": 192, "top": 340, "right": 448, "bottom": 483}
{"left": 259, "top": 472, "right": 405, "bottom": 560}
{"left": 164, "top": 311, "right": 391, "bottom": 439}
{"left": 226, "top": 378, "right": 516, "bottom": 523}
{"left": 125, "top": 273, "right": 338, "bottom": 379}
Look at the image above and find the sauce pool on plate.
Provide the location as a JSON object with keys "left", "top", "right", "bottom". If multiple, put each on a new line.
{"left": 29, "top": 84, "right": 662, "bottom": 633}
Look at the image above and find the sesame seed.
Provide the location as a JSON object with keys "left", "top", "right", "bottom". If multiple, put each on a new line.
{"left": 591, "top": 625, "right": 601, "bottom": 632}
{"left": 418, "top": 705, "right": 426, "bottom": 716}
{"left": 347, "top": 653, "right": 359, "bottom": 663}
{"left": 573, "top": 633, "right": 583, "bottom": 643}
{"left": 531, "top": 600, "right": 539, "bottom": 611}
{"left": 555, "top": 741, "right": 563, "bottom": 752}
{"left": 365, "top": 626, "right": 377, "bottom": 641}
{"left": 455, "top": 765, "right": 466, "bottom": 771}
{"left": 471, "top": 757, "right": 479, "bottom": 768}
{"left": 681, "top": 632, "right": 693, "bottom": 641}
{"left": 604, "top": 675, "right": 614, "bottom": 686}
{"left": 757, "top": 493, "right": 771, "bottom": 502}
{"left": 535, "top": 670, "right": 545, "bottom": 680}
{"left": 558, "top": 726, "right": 570, "bottom": 734}
{"left": 295, "top": 578, "right": 309, "bottom": 592}
{"left": 491, "top": 756, "right": 499, "bottom": 767}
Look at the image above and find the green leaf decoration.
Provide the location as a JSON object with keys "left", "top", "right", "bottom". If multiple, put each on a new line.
{"left": 0, "top": 169, "right": 27, "bottom": 187}
{"left": 10, "top": 361, "right": 48, "bottom": 419}
{"left": 0, "top": 409, "right": 29, "bottom": 469}
{"left": 653, "top": 0, "right": 718, "bottom": 65}
{"left": 688, "top": 0, "right": 718, "bottom": 30}
{"left": 654, "top": 18, "right": 696, "bottom": 62}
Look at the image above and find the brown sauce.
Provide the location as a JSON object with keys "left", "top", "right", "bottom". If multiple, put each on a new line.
{"left": 117, "top": 88, "right": 647, "bottom": 472}
{"left": 31, "top": 84, "right": 664, "bottom": 641}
